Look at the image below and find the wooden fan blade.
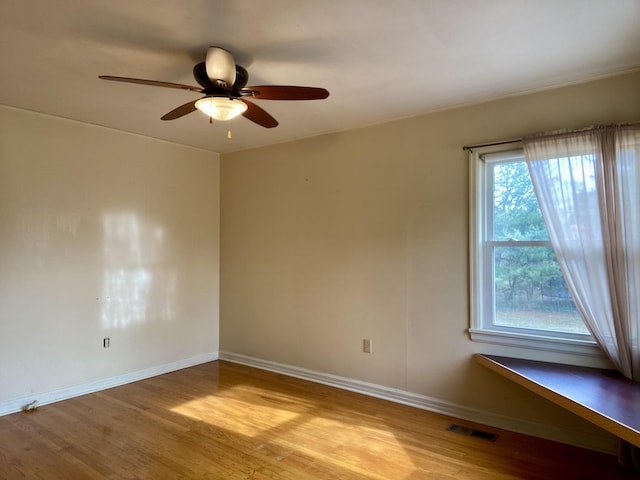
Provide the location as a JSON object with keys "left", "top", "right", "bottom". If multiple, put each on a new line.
{"left": 99, "top": 76, "right": 203, "bottom": 93}
{"left": 242, "top": 99, "right": 278, "bottom": 128}
{"left": 242, "top": 85, "right": 329, "bottom": 100}
{"left": 161, "top": 100, "right": 198, "bottom": 120}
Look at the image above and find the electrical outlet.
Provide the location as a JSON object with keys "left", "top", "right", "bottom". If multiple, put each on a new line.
{"left": 363, "top": 338, "right": 372, "bottom": 353}
{"left": 103, "top": 337, "right": 110, "bottom": 348}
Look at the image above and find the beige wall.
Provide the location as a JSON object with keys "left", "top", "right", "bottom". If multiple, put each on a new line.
{"left": 220, "top": 71, "right": 640, "bottom": 443}
{"left": 0, "top": 106, "right": 220, "bottom": 404}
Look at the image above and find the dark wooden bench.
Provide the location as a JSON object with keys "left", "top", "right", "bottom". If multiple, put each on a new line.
{"left": 474, "top": 354, "right": 640, "bottom": 450}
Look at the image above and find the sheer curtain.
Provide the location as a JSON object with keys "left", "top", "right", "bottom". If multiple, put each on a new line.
{"left": 523, "top": 124, "right": 640, "bottom": 380}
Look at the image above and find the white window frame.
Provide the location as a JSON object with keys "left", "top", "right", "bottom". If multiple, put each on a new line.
{"left": 468, "top": 142, "right": 601, "bottom": 356}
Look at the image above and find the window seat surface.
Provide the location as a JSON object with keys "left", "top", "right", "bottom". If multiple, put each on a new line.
{"left": 474, "top": 353, "right": 640, "bottom": 447}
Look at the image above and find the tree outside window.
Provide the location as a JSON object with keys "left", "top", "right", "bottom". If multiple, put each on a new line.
{"left": 489, "top": 160, "right": 587, "bottom": 335}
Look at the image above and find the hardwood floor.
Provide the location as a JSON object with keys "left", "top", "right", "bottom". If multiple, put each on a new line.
{"left": 0, "top": 360, "right": 635, "bottom": 479}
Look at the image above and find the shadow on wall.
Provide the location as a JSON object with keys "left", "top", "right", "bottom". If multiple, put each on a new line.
{"left": 101, "top": 213, "right": 177, "bottom": 328}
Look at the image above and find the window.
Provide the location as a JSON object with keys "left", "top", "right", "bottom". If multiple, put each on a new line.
{"left": 469, "top": 143, "right": 598, "bottom": 355}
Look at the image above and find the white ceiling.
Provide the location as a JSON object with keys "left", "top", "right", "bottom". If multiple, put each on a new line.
{"left": 1, "top": 0, "right": 639, "bottom": 154}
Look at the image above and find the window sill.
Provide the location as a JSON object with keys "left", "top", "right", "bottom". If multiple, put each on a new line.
{"left": 469, "top": 327, "right": 603, "bottom": 357}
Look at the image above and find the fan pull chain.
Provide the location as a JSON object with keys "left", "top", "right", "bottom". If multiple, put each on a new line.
{"left": 209, "top": 116, "right": 213, "bottom": 124}
{"left": 227, "top": 118, "right": 235, "bottom": 140}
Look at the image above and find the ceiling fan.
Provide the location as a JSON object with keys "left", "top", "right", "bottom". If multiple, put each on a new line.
{"left": 99, "top": 46, "right": 329, "bottom": 128}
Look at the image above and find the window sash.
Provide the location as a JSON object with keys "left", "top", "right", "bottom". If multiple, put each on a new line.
{"left": 469, "top": 142, "right": 600, "bottom": 356}
{"left": 487, "top": 240, "right": 551, "bottom": 247}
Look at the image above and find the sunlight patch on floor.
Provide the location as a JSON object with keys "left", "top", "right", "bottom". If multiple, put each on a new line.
{"left": 170, "top": 384, "right": 416, "bottom": 478}
{"left": 171, "top": 391, "right": 301, "bottom": 437}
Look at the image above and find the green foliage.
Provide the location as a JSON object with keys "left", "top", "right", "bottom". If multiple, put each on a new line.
{"left": 493, "top": 161, "right": 547, "bottom": 241}
{"left": 491, "top": 162, "right": 576, "bottom": 317}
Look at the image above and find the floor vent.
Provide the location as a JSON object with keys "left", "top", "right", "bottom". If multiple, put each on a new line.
{"left": 447, "top": 424, "right": 498, "bottom": 442}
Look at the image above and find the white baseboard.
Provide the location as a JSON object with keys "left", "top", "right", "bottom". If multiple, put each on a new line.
{"left": 219, "top": 351, "right": 618, "bottom": 455}
{"left": 0, "top": 352, "right": 218, "bottom": 417}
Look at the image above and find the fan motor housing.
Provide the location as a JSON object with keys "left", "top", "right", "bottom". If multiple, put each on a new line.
{"left": 193, "top": 62, "right": 249, "bottom": 92}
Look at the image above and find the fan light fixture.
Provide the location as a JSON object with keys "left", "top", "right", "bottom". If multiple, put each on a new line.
{"left": 195, "top": 97, "right": 248, "bottom": 121}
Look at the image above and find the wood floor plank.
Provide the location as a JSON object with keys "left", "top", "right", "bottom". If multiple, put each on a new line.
{"left": 0, "top": 360, "right": 634, "bottom": 479}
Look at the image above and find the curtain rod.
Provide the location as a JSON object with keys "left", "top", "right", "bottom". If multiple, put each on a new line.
{"left": 462, "top": 139, "right": 520, "bottom": 152}
{"left": 463, "top": 123, "right": 639, "bottom": 152}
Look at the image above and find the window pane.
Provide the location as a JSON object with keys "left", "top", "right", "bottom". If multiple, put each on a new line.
{"left": 493, "top": 245, "right": 588, "bottom": 334}
{"left": 492, "top": 161, "right": 548, "bottom": 241}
